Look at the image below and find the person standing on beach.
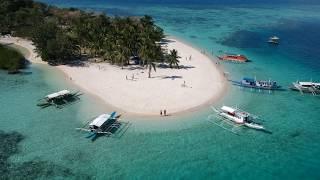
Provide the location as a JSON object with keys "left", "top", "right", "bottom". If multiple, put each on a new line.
{"left": 160, "top": 110, "right": 162, "bottom": 116}
{"left": 164, "top": 109, "right": 167, "bottom": 116}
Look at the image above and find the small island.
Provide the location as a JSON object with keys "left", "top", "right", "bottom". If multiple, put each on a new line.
{"left": 0, "top": 0, "right": 226, "bottom": 116}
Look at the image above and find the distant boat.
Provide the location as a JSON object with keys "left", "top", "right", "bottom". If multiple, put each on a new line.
{"left": 217, "top": 53, "right": 248, "bottom": 63}
{"left": 290, "top": 81, "right": 320, "bottom": 95}
{"left": 231, "top": 77, "right": 281, "bottom": 90}
{"left": 267, "top": 36, "right": 280, "bottom": 44}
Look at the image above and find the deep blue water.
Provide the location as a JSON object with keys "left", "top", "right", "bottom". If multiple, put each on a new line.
{"left": 1, "top": 1, "right": 320, "bottom": 179}
{"left": 221, "top": 18, "right": 320, "bottom": 70}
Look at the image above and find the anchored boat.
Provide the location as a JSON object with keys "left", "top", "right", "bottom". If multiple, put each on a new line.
{"left": 217, "top": 53, "right": 249, "bottom": 63}
{"left": 208, "top": 106, "right": 267, "bottom": 134}
{"left": 37, "top": 90, "right": 81, "bottom": 108}
{"left": 231, "top": 77, "right": 281, "bottom": 90}
{"left": 76, "top": 112, "right": 130, "bottom": 141}
{"left": 290, "top": 81, "right": 320, "bottom": 95}
{"left": 268, "top": 36, "right": 280, "bottom": 44}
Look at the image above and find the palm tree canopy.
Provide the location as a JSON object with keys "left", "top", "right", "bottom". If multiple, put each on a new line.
{"left": 167, "top": 49, "right": 181, "bottom": 68}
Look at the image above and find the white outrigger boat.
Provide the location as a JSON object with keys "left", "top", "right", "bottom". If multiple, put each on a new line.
{"left": 208, "top": 106, "right": 266, "bottom": 134}
{"left": 37, "top": 90, "right": 81, "bottom": 108}
{"left": 290, "top": 81, "right": 320, "bottom": 95}
{"left": 76, "top": 112, "right": 130, "bottom": 141}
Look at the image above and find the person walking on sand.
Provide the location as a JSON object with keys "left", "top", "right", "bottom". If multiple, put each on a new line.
{"left": 160, "top": 110, "right": 162, "bottom": 116}
{"left": 164, "top": 109, "right": 167, "bottom": 116}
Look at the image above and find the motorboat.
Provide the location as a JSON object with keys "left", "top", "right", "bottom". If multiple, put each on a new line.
{"left": 231, "top": 77, "right": 281, "bottom": 90}
{"left": 290, "top": 81, "right": 320, "bottom": 95}
{"left": 217, "top": 53, "right": 248, "bottom": 63}
{"left": 268, "top": 36, "right": 280, "bottom": 44}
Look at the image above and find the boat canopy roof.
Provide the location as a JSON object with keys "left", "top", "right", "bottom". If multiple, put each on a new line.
{"left": 299, "top": 82, "right": 313, "bottom": 86}
{"left": 299, "top": 82, "right": 320, "bottom": 86}
{"left": 46, "top": 90, "right": 70, "bottom": 99}
{"left": 89, "top": 114, "right": 111, "bottom": 128}
{"left": 243, "top": 77, "right": 255, "bottom": 82}
{"left": 221, "top": 106, "right": 236, "bottom": 114}
{"left": 270, "top": 36, "right": 279, "bottom": 40}
{"left": 224, "top": 53, "right": 245, "bottom": 57}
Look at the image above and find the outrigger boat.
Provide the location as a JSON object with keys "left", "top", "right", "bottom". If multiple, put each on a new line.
{"left": 37, "top": 90, "right": 81, "bottom": 108}
{"left": 76, "top": 112, "right": 130, "bottom": 141}
{"left": 231, "top": 77, "right": 281, "bottom": 90}
{"left": 217, "top": 53, "right": 249, "bottom": 63}
{"left": 290, "top": 81, "right": 320, "bottom": 95}
{"left": 267, "top": 36, "right": 280, "bottom": 44}
{"left": 208, "top": 106, "right": 267, "bottom": 134}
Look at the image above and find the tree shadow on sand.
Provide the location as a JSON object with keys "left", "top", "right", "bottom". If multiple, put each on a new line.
{"left": 161, "top": 75, "right": 183, "bottom": 80}
{"left": 157, "top": 38, "right": 176, "bottom": 45}
{"left": 158, "top": 64, "right": 195, "bottom": 70}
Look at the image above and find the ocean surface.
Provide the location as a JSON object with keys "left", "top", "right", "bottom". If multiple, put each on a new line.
{"left": 1, "top": 0, "right": 320, "bottom": 179}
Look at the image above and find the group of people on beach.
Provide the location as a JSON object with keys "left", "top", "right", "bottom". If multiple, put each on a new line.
{"left": 185, "top": 55, "right": 192, "bottom": 61}
{"left": 160, "top": 109, "right": 167, "bottom": 116}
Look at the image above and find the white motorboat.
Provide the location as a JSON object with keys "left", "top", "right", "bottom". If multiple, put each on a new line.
{"left": 290, "top": 81, "right": 320, "bottom": 95}
{"left": 212, "top": 106, "right": 265, "bottom": 131}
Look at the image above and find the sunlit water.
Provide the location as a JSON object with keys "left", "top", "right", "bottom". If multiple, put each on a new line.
{"left": 1, "top": 1, "right": 320, "bottom": 179}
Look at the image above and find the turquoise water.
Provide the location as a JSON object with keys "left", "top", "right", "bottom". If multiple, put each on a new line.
{"left": 1, "top": 1, "right": 320, "bottom": 179}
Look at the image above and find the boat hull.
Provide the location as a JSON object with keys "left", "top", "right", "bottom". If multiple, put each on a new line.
{"left": 217, "top": 54, "right": 248, "bottom": 63}
{"left": 244, "top": 123, "right": 264, "bottom": 130}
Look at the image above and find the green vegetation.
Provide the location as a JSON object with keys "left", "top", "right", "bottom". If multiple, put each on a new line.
{"left": 0, "top": 0, "right": 179, "bottom": 76}
{"left": 167, "top": 49, "right": 181, "bottom": 68}
{"left": 0, "top": 44, "right": 25, "bottom": 72}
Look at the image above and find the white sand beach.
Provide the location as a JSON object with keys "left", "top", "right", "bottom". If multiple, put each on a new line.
{"left": 1, "top": 36, "right": 227, "bottom": 116}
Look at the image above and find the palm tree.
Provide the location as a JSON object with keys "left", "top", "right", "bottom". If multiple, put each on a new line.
{"left": 139, "top": 41, "right": 157, "bottom": 78}
{"left": 146, "top": 60, "right": 156, "bottom": 78}
{"left": 115, "top": 47, "right": 129, "bottom": 69}
{"left": 167, "top": 49, "right": 180, "bottom": 68}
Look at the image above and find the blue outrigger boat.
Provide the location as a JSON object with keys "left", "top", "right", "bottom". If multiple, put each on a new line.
{"left": 231, "top": 77, "right": 281, "bottom": 90}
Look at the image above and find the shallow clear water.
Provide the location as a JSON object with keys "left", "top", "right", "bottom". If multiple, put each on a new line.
{"left": 1, "top": 1, "right": 320, "bottom": 179}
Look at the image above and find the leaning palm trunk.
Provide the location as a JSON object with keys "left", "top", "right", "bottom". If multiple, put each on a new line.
{"left": 147, "top": 62, "right": 156, "bottom": 78}
{"left": 148, "top": 65, "right": 151, "bottom": 78}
